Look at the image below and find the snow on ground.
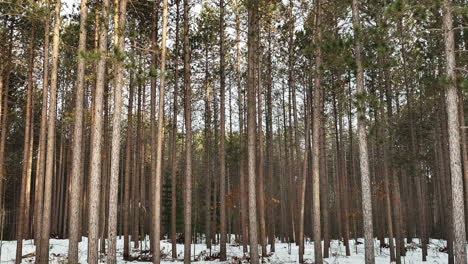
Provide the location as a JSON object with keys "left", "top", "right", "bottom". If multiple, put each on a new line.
{"left": 0, "top": 237, "right": 453, "bottom": 263}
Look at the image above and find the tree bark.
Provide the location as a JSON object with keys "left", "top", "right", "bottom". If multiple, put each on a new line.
{"left": 123, "top": 63, "right": 135, "bottom": 260}
{"left": 298, "top": 74, "right": 311, "bottom": 264}
{"left": 266, "top": 22, "right": 275, "bottom": 253}
{"left": 311, "top": 2, "right": 323, "bottom": 262}
{"left": 442, "top": 0, "right": 467, "bottom": 262}
{"left": 87, "top": 0, "right": 109, "bottom": 261}
{"left": 256, "top": 49, "right": 267, "bottom": 259}
{"left": 38, "top": 1, "right": 61, "bottom": 262}
{"left": 152, "top": 0, "right": 168, "bottom": 261}
{"left": 16, "top": 26, "right": 35, "bottom": 264}
{"left": 107, "top": 0, "right": 128, "bottom": 262}
{"left": 247, "top": 0, "right": 259, "bottom": 263}
{"left": 182, "top": 0, "right": 192, "bottom": 262}
{"left": 235, "top": 2, "right": 248, "bottom": 252}
{"left": 68, "top": 0, "right": 88, "bottom": 261}
{"left": 219, "top": 0, "right": 227, "bottom": 259}
{"left": 351, "top": 0, "right": 375, "bottom": 262}
{"left": 33, "top": 3, "right": 50, "bottom": 249}
{"left": 149, "top": 0, "right": 160, "bottom": 255}
{"left": 170, "top": 0, "right": 180, "bottom": 258}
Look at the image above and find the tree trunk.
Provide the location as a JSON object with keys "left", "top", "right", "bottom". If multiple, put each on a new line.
{"left": 107, "top": 0, "right": 128, "bottom": 262}
{"left": 87, "top": 0, "right": 109, "bottom": 260}
{"left": 256, "top": 49, "right": 267, "bottom": 259}
{"left": 351, "top": 0, "right": 375, "bottom": 262}
{"left": 247, "top": 0, "right": 259, "bottom": 263}
{"left": 235, "top": 2, "right": 248, "bottom": 252}
{"left": 16, "top": 26, "right": 35, "bottom": 264}
{"left": 204, "top": 47, "right": 213, "bottom": 252}
{"left": 298, "top": 74, "right": 311, "bottom": 264}
{"left": 149, "top": 0, "right": 160, "bottom": 255}
{"left": 442, "top": 0, "right": 467, "bottom": 262}
{"left": 219, "top": 0, "right": 227, "bottom": 259}
{"left": 266, "top": 24, "right": 275, "bottom": 253}
{"left": 152, "top": 0, "right": 168, "bottom": 261}
{"left": 311, "top": 1, "right": 323, "bottom": 263}
{"left": 34, "top": 4, "right": 50, "bottom": 249}
{"left": 68, "top": 0, "right": 88, "bottom": 261}
{"left": 182, "top": 0, "right": 192, "bottom": 262}
{"left": 170, "top": 0, "right": 180, "bottom": 258}
{"left": 123, "top": 64, "right": 135, "bottom": 260}
{"left": 38, "top": 1, "right": 61, "bottom": 262}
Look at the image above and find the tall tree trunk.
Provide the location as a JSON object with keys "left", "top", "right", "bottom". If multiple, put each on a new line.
{"left": 38, "top": 0, "right": 61, "bottom": 262}
{"left": 25, "top": 123, "right": 34, "bottom": 238}
{"left": 379, "top": 89, "right": 395, "bottom": 262}
{"left": 235, "top": 2, "right": 248, "bottom": 252}
{"left": 247, "top": 0, "right": 259, "bottom": 263}
{"left": 34, "top": 2, "right": 50, "bottom": 248}
{"left": 132, "top": 76, "right": 142, "bottom": 249}
{"left": 383, "top": 68, "right": 402, "bottom": 264}
{"left": 351, "top": 0, "right": 375, "bottom": 262}
{"left": 443, "top": 0, "right": 467, "bottom": 262}
{"left": 204, "top": 47, "right": 213, "bottom": 252}
{"left": 170, "top": 0, "right": 180, "bottom": 258}
{"left": 298, "top": 75, "right": 311, "bottom": 264}
{"left": 68, "top": 0, "right": 88, "bottom": 261}
{"left": 0, "top": 70, "right": 9, "bottom": 241}
{"left": 16, "top": 26, "right": 35, "bottom": 264}
{"left": 182, "top": 0, "right": 192, "bottom": 262}
{"left": 149, "top": 0, "right": 160, "bottom": 255}
{"left": 87, "top": 0, "right": 109, "bottom": 260}
{"left": 152, "top": 0, "right": 168, "bottom": 261}
{"left": 123, "top": 65, "right": 135, "bottom": 260}
{"left": 458, "top": 88, "right": 468, "bottom": 236}
{"left": 266, "top": 24, "right": 275, "bottom": 253}
{"left": 219, "top": 0, "right": 227, "bottom": 259}
{"left": 107, "top": 0, "right": 128, "bottom": 262}
{"left": 311, "top": 1, "right": 323, "bottom": 263}
{"left": 256, "top": 50, "right": 267, "bottom": 259}
{"left": 320, "top": 103, "right": 330, "bottom": 258}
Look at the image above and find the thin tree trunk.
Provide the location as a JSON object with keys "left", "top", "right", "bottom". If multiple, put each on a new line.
{"left": 379, "top": 90, "right": 395, "bottom": 262}
{"left": 298, "top": 77, "right": 311, "bottom": 264}
{"left": 204, "top": 47, "right": 213, "bottom": 252}
{"left": 311, "top": 1, "right": 323, "bottom": 263}
{"left": 149, "top": 0, "right": 160, "bottom": 255}
{"left": 16, "top": 26, "right": 35, "bottom": 263}
{"left": 123, "top": 66, "right": 135, "bottom": 260}
{"left": 266, "top": 24, "right": 275, "bottom": 253}
{"left": 170, "top": 0, "right": 180, "bottom": 258}
{"left": 320, "top": 105, "right": 330, "bottom": 258}
{"left": 133, "top": 78, "right": 142, "bottom": 249}
{"left": 383, "top": 69, "right": 402, "bottom": 264}
{"left": 34, "top": 3, "right": 50, "bottom": 249}
{"left": 152, "top": 0, "right": 168, "bottom": 261}
{"left": 68, "top": 0, "right": 88, "bottom": 261}
{"left": 219, "top": 0, "right": 227, "bottom": 259}
{"left": 247, "top": 1, "right": 259, "bottom": 263}
{"left": 107, "top": 0, "right": 128, "bottom": 262}
{"left": 87, "top": 0, "right": 109, "bottom": 260}
{"left": 256, "top": 50, "right": 267, "bottom": 258}
{"left": 351, "top": 0, "right": 375, "bottom": 262}
{"left": 38, "top": 0, "right": 61, "bottom": 262}
{"left": 182, "top": 0, "right": 192, "bottom": 262}
{"left": 443, "top": 0, "right": 467, "bottom": 262}
{"left": 0, "top": 71, "right": 9, "bottom": 242}
{"left": 458, "top": 88, "right": 468, "bottom": 235}
{"left": 235, "top": 2, "right": 248, "bottom": 252}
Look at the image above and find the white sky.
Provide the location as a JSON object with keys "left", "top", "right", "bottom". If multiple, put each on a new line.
{"left": 61, "top": 0, "right": 79, "bottom": 15}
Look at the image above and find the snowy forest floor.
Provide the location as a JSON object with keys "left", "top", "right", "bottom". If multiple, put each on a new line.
{"left": 0, "top": 237, "right": 454, "bottom": 263}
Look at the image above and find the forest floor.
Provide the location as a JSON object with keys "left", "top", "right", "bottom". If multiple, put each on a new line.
{"left": 0, "top": 237, "right": 453, "bottom": 263}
